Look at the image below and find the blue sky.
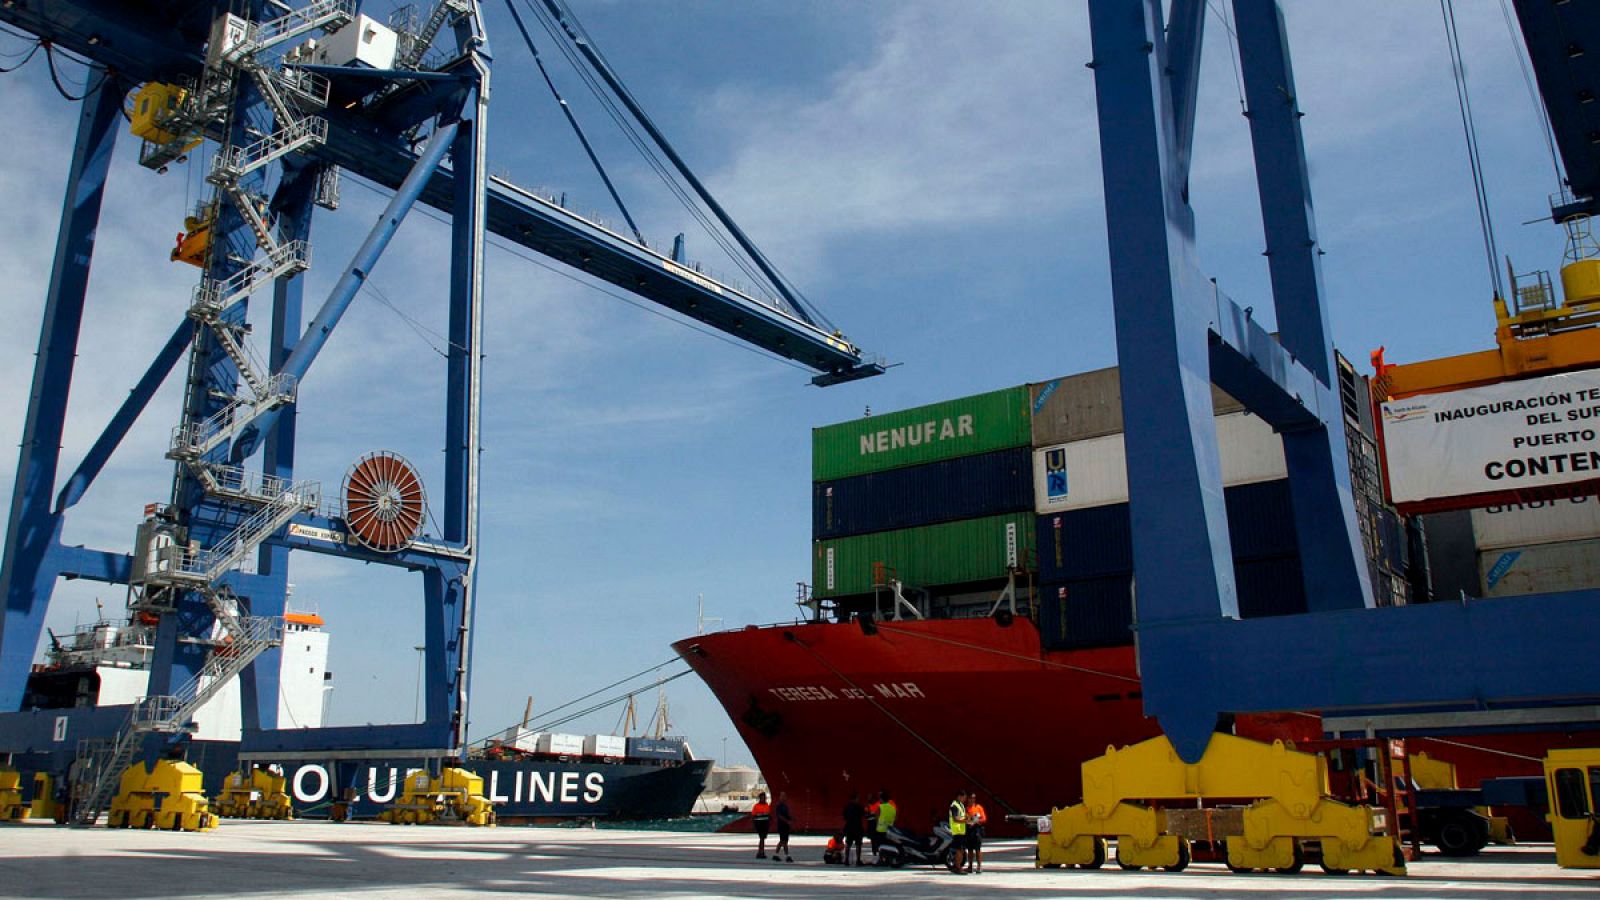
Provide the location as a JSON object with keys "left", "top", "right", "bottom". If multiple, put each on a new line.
{"left": 0, "top": 2, "right": 1573, "bottom": 765}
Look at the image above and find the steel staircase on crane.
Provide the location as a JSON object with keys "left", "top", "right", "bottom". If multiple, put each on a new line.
{"left": 397, "top": 0, "right": 472, "bottom": 69}
{"left": 70, "top": 614, "right": 283, "bottom": 825}
{"left": 70, "top": 472, "right": 313, "bottom": 825}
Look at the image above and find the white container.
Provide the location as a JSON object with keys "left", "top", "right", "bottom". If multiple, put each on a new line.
{"left": 536, "top": 732, "right": 584, "bottom": 756}
{"left": 310, "top": 14, "right": 398, "bottom": 69}
{"left": 1470, "top": 494, "right": 1600, "bottom": 551}
{"left": 501, "top": 728, "right": 542, "bottom": 753}
{"left": 583, "top": 734, "right": 627, "bottom": 758}
{"left": 1477, "top": 538, "right": 1600, "bottom": 597}
{"left": 1034, "top": 411, "right": 1287, "bottom": 513}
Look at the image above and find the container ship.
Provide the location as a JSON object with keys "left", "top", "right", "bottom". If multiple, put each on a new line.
{"left": 21, "top": 612, "right": 709, "bottom": 821}
{"left": 675, "top": 356, "right": 1597, "bottom": 837}
{"left": 260, "top": 731, "right": 710, "bottom": 822}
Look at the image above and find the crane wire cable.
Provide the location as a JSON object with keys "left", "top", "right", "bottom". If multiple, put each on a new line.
{"left": 41, "top": 42, "right": 109, "bottom": 102}
{"left": 523, "top": 0, "right": 781, "bottom": 313}
{"left": 501, "top": 0, "right": 645, "bottom": 244}
{"left": 1440, "top": 0, "right": 1506, "bottom": 301}
{"left": 543, "top": 0, "right": 835, "bottom": 331}
{"left": 1496, "top": 0, "right": 1565, "bottom": 194}
{"left": 517, "top": 0, "right": 761, "bottom": 284}
{"left": 0, "top": 40, "right": 39, "bottom": 73}
{"left": 523, "top": 669, "right": 694, "bottom": 735}
{"left": 1206, "top": 1, "right": 1247, "bottom": 114}
{"left": 523, "top": 0, "right": 827, "bottom": 326}
{"left": 467, "top": 660, "right": 691, "bottom": 746}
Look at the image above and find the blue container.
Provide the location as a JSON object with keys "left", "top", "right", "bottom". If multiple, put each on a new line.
{"left": 1039, "top": 480, "right": 1299, "bottom": 580}
{"left": 813, "top": 447, "right": 1032, "bottom": 540}
{"left": 1376, "top": 507, "right": 1407, "bottom": 571}
{"left": 626, "top": 737, "right": 686, "bottom": 762}
{"left": 1037, "top": 575, "right": 1135, "bottom": 650}
{"left": 1225, "top": 479, "right": 1298, "bottom": 561}
{"left": 1036, "top": 504, "right": 1135, "bottom": 581}
{"left": 1233, "top": 554, "right": 1307, "bottom": 618}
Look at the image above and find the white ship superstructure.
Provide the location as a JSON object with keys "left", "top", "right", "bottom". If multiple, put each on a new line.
{"left": 41, "top": 611, "right": 330, "bottom": 739}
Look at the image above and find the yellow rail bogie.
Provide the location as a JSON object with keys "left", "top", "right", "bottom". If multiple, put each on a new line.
{"left": 0, "top": 767, "right": 26, "bottom": 821}
{"left": 214, "top": 767, "right": 293, "bottom": 820}
{"left": 1037, "top": 734, "right": 1404, "bottom": 875}
{"left": 107, "top": 760, "right": 216, "bottom": 831}
{"left": 29, "top": 773, "right": 56, "bottom": 821}
{"left": 378, "top": 767, "right": 494, "bottom": 827}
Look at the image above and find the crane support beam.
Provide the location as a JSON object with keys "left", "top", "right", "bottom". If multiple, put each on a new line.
{"left": 1232, "top": 0, "right": 1374, "bottom": 614}
{"left": 1511, "top": 0, "right": 1600, "bottom": 217}
{"left": 1088, "top": 0, "right": 1241, "bottom": 633}
{"left": 1165, "top": 0, "right": 1205, "bottom": 195}
{"left": 1207, "top": 288, "right": 1330, "bottom": 432}
{"left": 1088, "top": 0, "right": 1600, "bottom": 763}
{"left": 56, "top": 319, "right": 196, "bottom": 514}
{"left": 1140, "top": 589, "right": 1600, "bottom": 762}
{"left": 0, "top": 70, "right": 120, "bottom": 710}
{"left": 0, "top": 2, "right": 879, "bottom": 385}
{"left": 231, "top": 117, "right": 462, "bottom": 462}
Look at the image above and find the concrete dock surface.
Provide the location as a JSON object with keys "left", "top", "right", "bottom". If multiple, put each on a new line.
{"left": 0, "top": 821, "right": 1594, "bottom": 898}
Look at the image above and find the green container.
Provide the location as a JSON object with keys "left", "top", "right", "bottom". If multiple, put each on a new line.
{"left": 812, "top": 512, "right": 1036, "bottom": 599}
{"left": 812, "top": 386, "right": 1031, "bottom": 481}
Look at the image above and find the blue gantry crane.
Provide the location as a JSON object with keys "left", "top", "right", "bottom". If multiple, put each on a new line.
{"left": 1089, "top": 0, "right": 1600, "bottom": 765}
{"left": 0, "top": 0, "right": 880, "bottom": 822}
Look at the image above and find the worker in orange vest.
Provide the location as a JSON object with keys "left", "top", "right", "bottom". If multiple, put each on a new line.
{"left": 751, "top": 792, "right": 772, "bottom": 859}
{"left": 965, "top": 792, "right": 988, "bottom": 873}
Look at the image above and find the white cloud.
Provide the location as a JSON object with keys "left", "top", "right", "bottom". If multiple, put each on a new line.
{"left": 691, "top": 2, "right": 1095, "bottom": 269}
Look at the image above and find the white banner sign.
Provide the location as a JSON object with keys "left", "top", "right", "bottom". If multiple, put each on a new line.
{"left": 1380, "top": 369, "right": 1600, "bottom": 504}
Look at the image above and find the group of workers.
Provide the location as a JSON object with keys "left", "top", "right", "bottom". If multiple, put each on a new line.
{"left": 775, "top": 788, "right": 987, "bottom": 874}
{"left": 748, "top": 792, "right": 794, "bottom": 862}
{"left": 946, "top": 788, "right": 987, "bottom": 874}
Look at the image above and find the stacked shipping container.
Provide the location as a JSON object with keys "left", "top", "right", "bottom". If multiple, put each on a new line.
{"left": 1029, "top": 367, "right": 1307, "bottom": 650}
{"left": 811, "top": 388, "right": 1035, "bottom": 613}
{"left": 812, "top": 357, "right": 1409, "bottom": 645}
{"left": 1471, "top": 496, "right": 1600, "bottom": 597}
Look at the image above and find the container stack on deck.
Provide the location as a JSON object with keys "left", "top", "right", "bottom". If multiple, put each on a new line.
{"left": 1423, "top": 493, "right": 1600, "bottom": 600}
{"left": 813, "top": 356, "right": 1417, "bottom": 644}
{"left": 811, "top": 387, "right": 1036, "bottom": 616}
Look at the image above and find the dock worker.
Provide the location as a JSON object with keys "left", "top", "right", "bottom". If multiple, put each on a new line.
{"left": 752, "top": 792, "right": 772, "bottom": 858}
{"left": 774, "top": 791, "right": 795, "bottom": 862}
{"left": 948, "top": 789, "right": 969, "bottom": 874}
{"left": 842, "top": 791, "right": 867, "bottom": 866}
{"left": 965, "top": 791, "right": 987, "bottom": 873}
{"left": 873, "top": 789, "right": 897, "bottom": 859}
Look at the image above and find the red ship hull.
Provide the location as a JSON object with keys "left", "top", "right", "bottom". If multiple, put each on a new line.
{"left": 675, "top": 617, "right": 1590, "bottom": 839}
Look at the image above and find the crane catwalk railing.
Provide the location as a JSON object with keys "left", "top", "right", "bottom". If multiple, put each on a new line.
{"left": 214, "top": 118, "right": 328, "bottom": 182}
{"left": 192, "top": 463, "right": 300, "bottom": 507}
{"left": 192, "top": 241, "right": 310, "bottom": 315}
{"left": 69, "top": 614, "right": 283, "bottom": 825}
{"left": 397, "top": 0, "right": 470, "bottom": 69}
{"left": 157, "top": 481, "right": 319, "bottom": 584}
{"left": 169, "top": 372, "right": 297, "bottom": 461}
{"left": 246, "top": 0, "right": 354, "bottom": 57}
